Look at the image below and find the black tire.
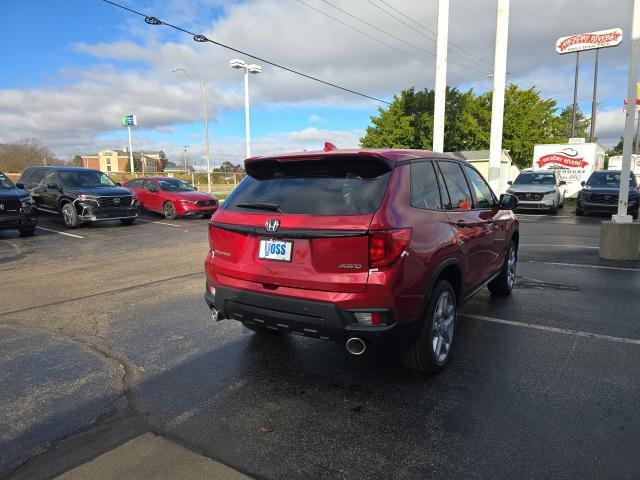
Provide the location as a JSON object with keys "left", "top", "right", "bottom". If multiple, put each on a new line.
{"left": 163, "top": 201, "right": 178, "bottom": 220}
{"left": 488, "top": 241, "right": 517, "bottom": 296}
{"left": 120, "top": 218, "right": 136, "bottom": 225}
{"left": 244, "top": 323, "right": 282, "bottom": 335}
{"left": 549, "top": 205, "right": 558, "bottom": 215}
{"left": 401, "top": 280, "right": 457, "bottom": 374}
{"left": 61, "top": 202, "right": 80, "bottom": 228}
{"left": 19, "top": 226, "right": 36, "bottom": 236}
{"left": 633, "top": 210, "right": 639, "bottom": 221}
{"left": 575, "top": 208, "right": 585, "bottom": 217}
{"left": 559, "top": 202, "right": 564, "bottom": 209}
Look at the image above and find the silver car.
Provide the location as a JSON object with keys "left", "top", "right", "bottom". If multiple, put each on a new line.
{"left": 506, "top": 169, "right": 566, "bottom": 214}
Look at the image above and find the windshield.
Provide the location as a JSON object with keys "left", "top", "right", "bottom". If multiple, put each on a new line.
{"left": 224, "top": 158, "right": 391, "bottom": 215}
{"left": 513, "top": 172, "right": 555, "bottom": 185}
{"left": 59, "top": 171, "right": 117, "bottom": 188}
{"left": 158, "top": 179, "right": 195, "bottom": 192}
{"left": 587, "top": 171, "right": 636, "bottom": 188}
{"left": 0, "top": 172, "right": 15, "bottom": 189}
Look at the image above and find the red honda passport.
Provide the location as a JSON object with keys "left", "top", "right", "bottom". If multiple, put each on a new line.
{"left": 204, "top": 148, "right": 519, "bottom": 372}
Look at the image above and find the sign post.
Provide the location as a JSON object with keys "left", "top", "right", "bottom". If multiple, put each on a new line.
{"left": 121, "top": 115, "right": 137, "bottom": 173}
{"left": 556, "top": 28, "right": 623, "bottom": 140}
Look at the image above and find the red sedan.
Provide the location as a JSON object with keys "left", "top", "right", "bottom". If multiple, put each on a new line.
{"left": 124, "top": 177, "right": 218, "bottom": 219}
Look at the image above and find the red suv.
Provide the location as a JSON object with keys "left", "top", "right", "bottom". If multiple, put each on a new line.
{"left": 204, "top": 148, "right": 519, "bottom": 373}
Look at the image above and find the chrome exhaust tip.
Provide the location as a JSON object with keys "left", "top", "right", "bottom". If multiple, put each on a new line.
{"left": 211, "top": 308, "right": 219, "bottom": 322}
{"left": 345, "top": 337, "right": 367, "bottom": 356}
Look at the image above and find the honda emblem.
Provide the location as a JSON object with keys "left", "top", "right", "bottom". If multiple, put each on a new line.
{"left": 113, "top": 197, "right": 121, "bottom": 205}
{"left": 265, "top": 219, "right": 280, "bottom": 232}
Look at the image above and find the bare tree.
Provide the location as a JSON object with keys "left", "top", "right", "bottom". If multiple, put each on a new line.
{"left": 0, "top": 138, "right": 62, "bottom": 172}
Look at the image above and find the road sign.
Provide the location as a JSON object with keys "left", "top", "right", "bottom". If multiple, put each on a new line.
{"left": 121, "top": 115, "right": 137, "bottom": 127}
{"left": 556, "top": 28, "right": 623, "bottom": 54}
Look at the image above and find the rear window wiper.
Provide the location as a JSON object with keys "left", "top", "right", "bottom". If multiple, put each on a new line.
{"left": 236, "top": 202, "right": 282, "bottom": 212}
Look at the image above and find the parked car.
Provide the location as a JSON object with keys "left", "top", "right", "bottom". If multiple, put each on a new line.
{"left": 123, "top": 177, "right": 218, "bottom": 220}
{"left": 204, "top": 148, "right": 519, "bottom": 373}
{"left": 0, "top": 171, "right": 37, "bottom": 236}
{"left": 19, "top": 166, "right": 139, "bottom": 228}
{"left": 576, "top": 170, "right": 639, "bottom": 219}
{"left": 506, "top": 169, "right": 566, "bottom": 214}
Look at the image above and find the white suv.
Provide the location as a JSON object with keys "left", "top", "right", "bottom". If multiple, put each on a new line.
{"left": 506, "top": 169, "right": 566, "bottom": 215}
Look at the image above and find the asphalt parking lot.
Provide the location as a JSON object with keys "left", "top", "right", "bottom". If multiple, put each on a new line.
{"left": 1, "top": 209, "right": 639, "bottom": 479}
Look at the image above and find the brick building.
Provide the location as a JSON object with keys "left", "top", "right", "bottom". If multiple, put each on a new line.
{"left": 81, "top": 149, "right": 167, "bottom": 173}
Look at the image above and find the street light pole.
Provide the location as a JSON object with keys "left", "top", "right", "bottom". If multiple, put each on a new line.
{"left": 488, "top": 0, "right": 510, "bottom": 193}
{"left": 172, "top": 68, "right": 212, "bottom": 193}
{"left": 230, "top": 59, "right": 261, "bottom": 159}
{"left": 613, "top": 0, "right": 640, "bottom": 223}
{"left": 432, "top": 0, "right": 449, "bottom": 153}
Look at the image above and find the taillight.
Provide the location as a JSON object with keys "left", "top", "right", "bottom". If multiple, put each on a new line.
{"left": 353, "top": 311, "right": 387, "bottom": 326}
{"left": 368, "top": 228, "right": 411, "bottom": 268}
{"left": 208, "top": 223, "right": 217, "bottom": 251}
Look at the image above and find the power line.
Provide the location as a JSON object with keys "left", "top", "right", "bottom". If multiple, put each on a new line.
{"left": 101, "top": 0, "right": 392, "bottom": 105}
{"left": 372, "top": 0, "right": 493, "bottom": 70}
{"left": 316, "top": 0, "right": 436, "bottom": 58}
{"left": 295, "top": 0, "right": 435, "bottom": 68}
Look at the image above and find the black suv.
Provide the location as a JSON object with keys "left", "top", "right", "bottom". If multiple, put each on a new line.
{"left": 0, "top": 171, "right": 37, "bottom": 236}
{"left": 19, "top": 166, "right": 140, "bottom": 228}
{"left": 576, "top": 170, "right": 639, "bottom": 219}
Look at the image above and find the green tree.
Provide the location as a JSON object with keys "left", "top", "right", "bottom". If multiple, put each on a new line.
{"left": 556, "top": 106, "right": 590, "bottom": 140}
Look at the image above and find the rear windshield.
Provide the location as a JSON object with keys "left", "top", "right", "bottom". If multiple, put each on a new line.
{"left": 224, "top": 158, "right": 392, "bottom": 215}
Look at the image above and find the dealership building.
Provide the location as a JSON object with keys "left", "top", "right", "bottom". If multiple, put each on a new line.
{"left": 81, "top": 149, "right": 166, "bottom": 173}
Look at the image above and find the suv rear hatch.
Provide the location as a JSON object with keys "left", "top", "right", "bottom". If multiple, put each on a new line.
{"left": 209, "top": 155, "right": 393, "bottom": 293}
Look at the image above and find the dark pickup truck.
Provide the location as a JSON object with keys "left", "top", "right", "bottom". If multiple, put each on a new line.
{"left": 0, "top": 171, "right": 37, "bottom": 236}
{"left": 19, "top": 166, "right": 139, "bottom": 228}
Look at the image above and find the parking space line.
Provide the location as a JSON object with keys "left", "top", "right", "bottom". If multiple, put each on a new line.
{"left": 36, "top": 226, "right": 84, "bottom": 239}
{"left": 520, "top": 244, "right": 599, "bottom": 249}
{"left": 462, "top": 313, "right": 640, "bottom": 346}
{"left": 526, "top": 260, "right": 640, "bottom": 272}
{"left": 136, "top": 219, "right": 183, "bottom": 227}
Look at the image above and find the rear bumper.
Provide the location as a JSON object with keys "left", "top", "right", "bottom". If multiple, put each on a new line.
{"left": 204, "top": 285, "right": 420, "bottom": 347}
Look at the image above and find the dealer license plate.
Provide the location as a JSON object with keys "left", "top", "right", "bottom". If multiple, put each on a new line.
{"left": 258, "top": 239, "right": 293, "bottom": 262}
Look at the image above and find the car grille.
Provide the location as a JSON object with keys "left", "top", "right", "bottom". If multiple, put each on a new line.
{"left": 196, "top": 200, "right": 217, "bottom": 207}
{"left": 97, "top": 196, "right": 133, "bottom": 208}
{"left": 0, "top": 199, "right": 20, "bottom": 215}
{"left": 514, "top": 192, "right": 544, "bottom": 201}
{"left": 590, "top": 194, "right": 618, "bottom": 205}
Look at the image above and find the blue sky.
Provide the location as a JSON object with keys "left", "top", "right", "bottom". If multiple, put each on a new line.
{"left": 0, "top": 0, "right": 635, "bottom": 166}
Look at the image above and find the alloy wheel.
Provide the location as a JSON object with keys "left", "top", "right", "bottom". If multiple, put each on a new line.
{"left": 432, "top": 291, "right": 455, "bottom": 362}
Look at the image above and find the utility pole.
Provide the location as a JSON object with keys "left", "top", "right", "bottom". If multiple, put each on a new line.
{"left": 202, "top": 81, "right": 212, "bottom": 193}
{"left": 571, "top": 52, "right": 580, "bottom": 137}
{"left": 432, "top": 0, "right": 449, "bottom": 152}
{"left": 589, "top": 49, "right": 600, "bottom": 142}
{"left": 43, "top": 156, "right": 46, "bottom": 166}
{"left": 488, "top": 0, "right": 510, "bottom": 193}
{"left": 614, "top": 0, "right": 640, "bottom": 223}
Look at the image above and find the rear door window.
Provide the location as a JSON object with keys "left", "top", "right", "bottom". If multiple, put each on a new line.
{"left": 224, "top": 158, "right": 392, "bottom": 215}
{"left": 437, "top": 161, "right": 473, "bottom": 210}
{"left": 410, "top": 161, "right": 442, "bottom": 210}
{"left": 462, "top": 164, "right": 495, "bottom": 209}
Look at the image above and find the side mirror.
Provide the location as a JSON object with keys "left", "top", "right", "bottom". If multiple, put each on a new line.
{"left": 507, "top": 180, "right": 513, "bottom": 185}
{"left": 16, "top": 182, "right": 24, "bottom": 189}
{"left": 559, "top": 180, "right": 567, "bottom": 186}
{"left": 580, "top": 181, "right": 586, "bottom": 187}
{"left": 498, "top": 193, "right": 518, "bottom": 210}
{"left": 193, "top": 186, "right": 198, "bottom": 191}
{"left": 148, "top": 187, "right": 158, "bottom": 192}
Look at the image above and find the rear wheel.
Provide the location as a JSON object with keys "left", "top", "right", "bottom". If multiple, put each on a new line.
{"left": 19, "top": 226, "right": 36, "bottom": 236}
{"left": 61, "top": 202, "right": 80, "bottom": 228}
{"left": 402, "top": 280, "right": 456, "bottom": 374}
{"left": 163, "top": 201, "right": 178, "bottom": 220}
{"left": 488, "top": 241, "right": 517, "bottom": 296}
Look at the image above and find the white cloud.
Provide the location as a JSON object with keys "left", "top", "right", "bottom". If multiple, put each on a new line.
{"left": 308, "top": 114, "right": 325, "bottom": 124}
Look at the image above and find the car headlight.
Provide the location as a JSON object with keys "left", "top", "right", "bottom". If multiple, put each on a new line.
{"left": 506, "top": 189, "right": 514, "bottom": 194}
{"left": 542, "top": 190, "right": 556, "bottom": 195}
{"left": 76, "top": 194, "right": 97, "bottom": 202}
{"left": 178, "top": 199, "right": 197, "bottom": 204}
{"left": 20, "top": 196, "right": 35, "bottom": 206}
